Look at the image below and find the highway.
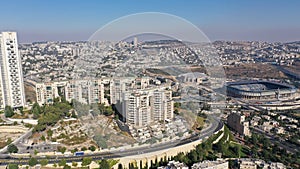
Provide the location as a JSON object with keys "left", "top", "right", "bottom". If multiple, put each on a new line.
{"left": 0, "top": 115, "right": 223, "bottom": 166}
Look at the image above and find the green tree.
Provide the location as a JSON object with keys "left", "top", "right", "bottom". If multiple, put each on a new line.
{"left": 28, "top": 158, "right": 38, "bottom": 167}
{"left": 63, "top": 165, "right": 71, "bottom": 169}
{"left": 32, "top": 102, "right": 72, "bottom": 133}
{"left": 72, "top": 161, "right": 78, "bottom": 167}
{"left": 31, "top": 102, "right": 41, "bottom": 119}
{"left": 104, "top": 106, "right": 114, "bottom": 116}
{"left": 99, "top": 159, "right": 110, "bottom": 169}
{"left": 40, "top": 159, "right": 48, "bottom": 166}
{"left": 262, "top": 137, "right": 271, "bottom": 148}
{"left": 107, "top": 159, "right": 119, "bottom": 168}
{"left": 98, "top": 103, "right": 106, "bottom": 114}
{"left": 71, "top": 148, "right": 78, "bottom": 153}
{"left": 6, "top": 138, "right": 12, "bottom": 145}
{"left": 7, "top": 164, "right": 18, "bottom": 169}
{"left": 57, "top": 146, "right": 67, "bottom": 154}
{"left": 215, "top": 141, "right": 228, "bottom": 153}
{"left": 114, "top": 113, "right": 119, "bottom": 120}
{"left": 58, "top": 159, "right": 67, "bottom": 167}
{"left": 174, "top": 102, "right": 181, "bottom": 108}
{"left": 82, "top": 157, "right": 92, "bottom": 166}
{"left": 88, "top": 145, "right": 96, "bottom": 151}
{"left": 33, "top": 124, "right": 47, "bottom": 132}
{"left": 7, "top": 144, "right": 18, "bottom": 153}
{"left": 4, "top": 106, "right": 14, "bottom": 118}
{"left": 47, "top": 130, "right": 53, "bottom": 137}
{"left": 19, "top": 107, "right": 24, "bottom": 116}
{"left": 71, "top": 110, "right": 77, "bottom": 118}
{"left": 41, "top": 135, "right": 46, "bottom": 141}
{"left": 187, "top": 150, "right": 198, "bottom": 164}
{"left": 53, "top": 97, "right": 60, "bottom": 104}
{"left": 233, "top": 145, "right": 242, "bottom": 158}
{"left": 81, "top": 146, "right": 87, "bottom": 151}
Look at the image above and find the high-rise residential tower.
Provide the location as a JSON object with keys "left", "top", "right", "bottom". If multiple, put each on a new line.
{"left": 122, "top": 88, "right": 174, "bottom": 127}
{"left": 0, "top": 32, "right": 25, "bottom": 109}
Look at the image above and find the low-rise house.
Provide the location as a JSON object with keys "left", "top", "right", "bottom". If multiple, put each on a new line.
{"left": 192, "top": 159, "right": 228, "bottom": 169}
{"left": 158, "top": 160, "right": 188, "bottom": 169}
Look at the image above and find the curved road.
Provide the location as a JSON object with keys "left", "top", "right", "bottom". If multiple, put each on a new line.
{"left": 0, "top": 115, "right": 223, "bottom": 165}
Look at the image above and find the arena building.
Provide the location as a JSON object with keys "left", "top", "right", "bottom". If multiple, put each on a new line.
{"left": 227, "top": 80, "right": 297, "bottom": 100}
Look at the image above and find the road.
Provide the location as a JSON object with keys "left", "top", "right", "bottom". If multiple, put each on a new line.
{"left": 0, "top": 115, "right": 223, "bottom": 165}
{"left": 0, "top": 129, "right": 33, "bottom": 154}
{"left": 0, "top": 115, "right": 33, "bottom": 154}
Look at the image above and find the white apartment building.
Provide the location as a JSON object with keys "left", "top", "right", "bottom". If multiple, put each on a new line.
{"left": 110, "top": 78, "right": 129, "bottom": 104}
{"left": 239, "top": 160, "right": 257, "bottom": 169}
{"left": 123, "top": 92, "right": 151, "bottom": 127}
{"left": 0, "top": 32, "right": 25, "bottom": 109}
{"left": 122, "top": 88, "right": 174, "bottom": 127}
{"left": 65, "top": 79, "right": 104, "bottom": 104}
{"left": 36, "top": 79, "right": 105, "bottom": 105}
{"left": 36, "top": 81, "right": 68, "bottom": 105}
{"left": 110, "top": 77, "right": 151, "bottom": 104}
{"left": 151, "top": 89, "right": 174, "bottom": 121}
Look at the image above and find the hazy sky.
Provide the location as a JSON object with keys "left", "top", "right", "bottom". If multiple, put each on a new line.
{"left": 1, "top": 0, "right": 299, "bottom": 43}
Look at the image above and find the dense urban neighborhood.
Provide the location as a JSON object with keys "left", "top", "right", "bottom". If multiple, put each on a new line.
{"left": 0, "top": 30, "right": 299, "bottom": 169}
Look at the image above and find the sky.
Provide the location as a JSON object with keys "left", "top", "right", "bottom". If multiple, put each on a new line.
{"left": 0, "top": 0, "right": 299, "bottom": 43}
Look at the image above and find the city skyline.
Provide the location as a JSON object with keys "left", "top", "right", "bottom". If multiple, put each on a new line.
{"left": 0, "top": 0, "right": 300, "bottom": 43}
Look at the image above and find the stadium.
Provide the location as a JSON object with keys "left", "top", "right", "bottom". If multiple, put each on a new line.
{"left": 227, "top": 80, "right": 298, "bottom": 100}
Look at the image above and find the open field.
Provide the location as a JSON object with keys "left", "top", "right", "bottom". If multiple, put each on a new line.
{"left": 0, "top": 125, "right": 28, "bottom": 148}
{"left": 224, "top": 63, "right": 288, "bottom": 79}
